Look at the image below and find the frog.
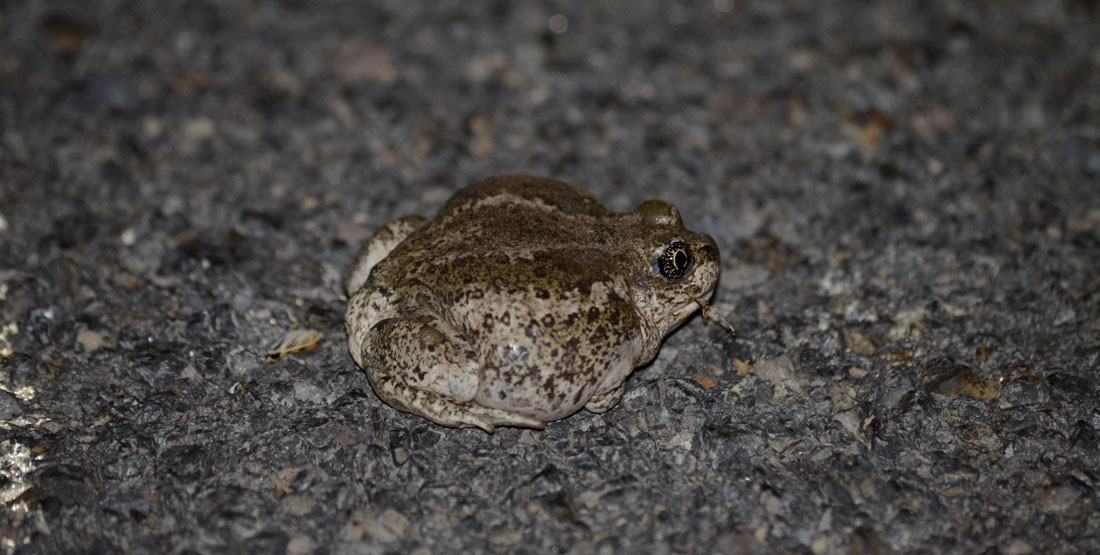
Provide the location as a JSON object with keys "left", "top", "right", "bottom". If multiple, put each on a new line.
{"left": 344, "top": 175, "right": 720, "bottom": 432}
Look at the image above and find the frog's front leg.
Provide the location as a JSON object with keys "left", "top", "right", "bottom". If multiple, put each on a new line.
{"left": 363, "top": 316, "right": 546, "bottom": 433}
{"left": 584, "top": 383, "right": 626, "bottom": 413}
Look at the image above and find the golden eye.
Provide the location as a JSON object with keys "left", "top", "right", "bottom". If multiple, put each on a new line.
{"left": 658, "top": 241, "right": 692, "bottom": 280}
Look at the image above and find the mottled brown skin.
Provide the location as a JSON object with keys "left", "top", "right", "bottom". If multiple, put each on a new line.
{"left": 345, "top": 175, "right": 720, "bottom": 432}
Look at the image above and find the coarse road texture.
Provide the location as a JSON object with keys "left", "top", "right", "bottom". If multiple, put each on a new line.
{"left": 1, "top": 1, "right": 1098, "bottom": 553}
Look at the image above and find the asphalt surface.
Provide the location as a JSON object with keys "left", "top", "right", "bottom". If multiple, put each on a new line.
{"left": 2, "top": 1, "right": 1099, "bottom": 553}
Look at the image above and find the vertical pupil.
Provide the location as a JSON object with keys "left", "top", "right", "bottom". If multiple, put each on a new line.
{"left": 658, "top": 242, "right": 692, "bottom": 279}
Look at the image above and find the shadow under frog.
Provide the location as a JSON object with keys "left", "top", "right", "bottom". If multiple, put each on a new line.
{"left": 344, "top": 175, "right": 719, "bottom": 432}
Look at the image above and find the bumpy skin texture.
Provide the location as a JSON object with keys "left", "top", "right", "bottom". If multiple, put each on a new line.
{"left": 345, "top": 175, "right": 720, "bottom": 432}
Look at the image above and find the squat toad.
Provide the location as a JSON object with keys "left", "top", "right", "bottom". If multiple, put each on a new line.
{"left": 345, "top": 175, "right": 720, "bottom": 432}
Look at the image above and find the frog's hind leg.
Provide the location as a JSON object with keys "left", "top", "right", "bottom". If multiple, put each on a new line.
{"left": 363, "top": 317, "right": 546, "bottom": 433}
{"left": 344, "top": 215, "right": 425, "bottom": 295}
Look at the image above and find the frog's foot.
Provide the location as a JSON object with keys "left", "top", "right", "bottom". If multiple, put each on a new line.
{"left": 442, "top": 402, "right": 546, "bottom": 432}
{"left": 584, "top": 384, "right": 626, "bottom": 413}
{"left": 362, "top": 316, "right": 545, "bottom": 433}
{"left": 367, "top": 374, "right": 545, "bottom": 432}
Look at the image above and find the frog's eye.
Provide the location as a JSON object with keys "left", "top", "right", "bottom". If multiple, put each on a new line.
{"left": 658, "top": 241, "right": 692, "bottom": 280}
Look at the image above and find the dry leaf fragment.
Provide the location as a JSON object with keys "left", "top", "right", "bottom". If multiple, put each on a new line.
{"left": 732, "top": 359, "right": 753, "bottom": 375}
{"left": 931, "top": 366, "right": 1001, "bottom": 400}
{"left": 266, "top": 328, "right": 323, "bottom": 363}
{"left": 694, "top": 374, "right": 718, "bottom": 388}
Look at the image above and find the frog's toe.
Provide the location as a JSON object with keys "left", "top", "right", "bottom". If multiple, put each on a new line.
{"left": 584, "top": 384, "right": 626, "bottom": 413}
{"left": 457, "top": 406, "right": 546, "bottom": 432}
{"left": 418, "top": 401, "right": 546, "bottom": 433}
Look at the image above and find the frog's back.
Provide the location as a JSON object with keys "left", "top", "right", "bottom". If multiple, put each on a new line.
{"left": 441, "top": 175, "right": 610, "bottom": 219}
{"left": 373, "top": 176, "right": 629, "bottom": 299}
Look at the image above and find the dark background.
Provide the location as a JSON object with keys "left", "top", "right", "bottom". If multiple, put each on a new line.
{"left": 2, "top": 0, "right": 1098, "bottom": 552}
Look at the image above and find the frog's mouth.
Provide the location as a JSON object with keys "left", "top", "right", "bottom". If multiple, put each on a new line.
{"left": 671, "top": 301, "right": 702, "bottom": 322}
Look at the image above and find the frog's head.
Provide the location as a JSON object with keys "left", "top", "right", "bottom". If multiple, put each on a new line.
{"left": 626, "top": 200, "right": 721, "bottom": 340}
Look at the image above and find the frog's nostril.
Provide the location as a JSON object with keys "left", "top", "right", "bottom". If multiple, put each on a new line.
{"left": 699, "top": 244, "right": 718, "bottom": 259}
